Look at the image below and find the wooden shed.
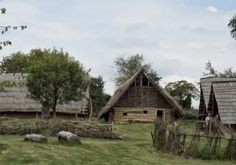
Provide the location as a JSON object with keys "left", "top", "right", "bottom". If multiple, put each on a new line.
{"left": 198, "top": 77, "right": 236, "bottom": 128}
{"left": 98, "top": 69, "right": 183, "bottom": 123}
{"left": 0, "top": 73, "right": 91, "bottom": 119}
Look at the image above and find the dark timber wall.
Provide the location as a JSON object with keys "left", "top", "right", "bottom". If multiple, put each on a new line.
{"left": 115, "top": 86, "right": 171, "bottom": 109}
{"left": 110, "top": 74, "right": 175, "bottom": 123}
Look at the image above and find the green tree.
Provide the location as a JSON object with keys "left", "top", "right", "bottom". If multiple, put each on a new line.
{"left": 202, "top": 61, "right": 218, "bottom": 77}
{"left": 165, "top": 80, "right": 199, "bottom": 109}
{"left": 0, "top": 49, "right": 53, "bottom": 74}
{"left": 113, "top": 54, "right": 161, "bottom": 86}
{"left": 0, "top": 52, "right": 30, "bottom": 74}
{"left": 203, "top": 61, "right": 236, "bottom": 78}
{"left": 26, "top": 49, "right": 88, "bottom": 119}
{"left": 228, "top": 14, "right": 236, "bottom": 40}
{"left": 0, "top": 8, "right": 27, "bottom": 49}
{"left": 89, "top": 76, "right": 110, "bottom": 116}
{"left": 219, "top": 67, "right": 236, "bottom": 77}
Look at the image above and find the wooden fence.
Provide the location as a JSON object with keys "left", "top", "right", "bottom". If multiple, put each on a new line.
{"left": 151, "top": 120, "right": 236, "bottom": 160}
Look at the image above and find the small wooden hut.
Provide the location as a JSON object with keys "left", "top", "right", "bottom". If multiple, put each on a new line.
{"left": 98, "top": 69, "right": 183, "bottom": 123}
{"left": 198, "top": 77, "right": 236, "bottom": 128}
{"left": 0, "top": 73, "right": 91, "bottom": 119}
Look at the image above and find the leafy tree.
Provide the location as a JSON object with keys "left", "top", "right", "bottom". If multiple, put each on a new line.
{"left": 26, "top": 49, "right": 88, "bottom": 119}
{"left": 113, "top": 54, "right": 161, "bottom": 86}
{"left": 202, "top": 61, "right": 218, "bottom": 77}
{"left": 0, "top": 52, "right": 30, "bottom": 74}
{"left": 0, "top": 8, "right": 27, "bottom": 49}
{"left": 0, "top": 49, "right": 52, "bottom": 74}
{"left": 219, "top": 67, "right": 236, "bottom": 77}
{"left": 146, "top": 69, "right": 161, "bottom": 82}
{"left": 165, "top": 80, "right": 199, "bottom": 109}
{"left": 228, "top": 14, "right": 236, "bottom": 40}
{"left": 89, "top": 76, "right": 110, "bottom": 116}
{"left": 203, "top": 61, "right": 236, "bottom": 78}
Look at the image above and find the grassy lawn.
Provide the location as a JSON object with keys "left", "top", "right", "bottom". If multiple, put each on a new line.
{"left": 0, "top": 121, "right": 235, "bottom": 165}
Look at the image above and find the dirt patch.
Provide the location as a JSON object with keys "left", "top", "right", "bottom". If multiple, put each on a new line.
{"left": 0, "top": 117, "right": 121, "bottom": 139}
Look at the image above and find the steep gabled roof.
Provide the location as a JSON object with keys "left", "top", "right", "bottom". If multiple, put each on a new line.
{"left": 211, "top": 81, "right": 236, "bottom": 124}
{"left": 200, "top": 77, "right": 236, "bottom": 110}
{"left": 98, "top": 69, "right": 183, "bottom": 118}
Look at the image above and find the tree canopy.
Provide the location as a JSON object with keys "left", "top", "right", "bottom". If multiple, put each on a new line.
{"left": 0, "top": 49, "right": 56, "bottom": 74}
{"left": 26, "top": 49, "right": 88, "bottom": 119}
{"left": 89, "top": 75, "right": 110, "bottom": 116}
{"left": 203, "top": 61, "right": 236, "bottom": 78}
{"left": 0, "top": 51, "right": 30, "bottom": 74}
{"left": 165, "top": 80, "right": 199, "bottom": 109}
{"left": 228, "top": 14, "right": 236, "bottom": 40}
{"left": 202, "top": 61, "right": 218, "bottom": 77}
{"left": 113, "top": 54, "right": 161, "bottom": 86}
{"left": 0, "top": 48, "right": 111, "bottom": 118}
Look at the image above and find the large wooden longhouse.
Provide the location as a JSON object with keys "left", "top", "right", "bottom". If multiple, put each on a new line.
{"left": 0, "top": 73, "right": 91, "bottom": 119}
{"left": 98, "top": 69, "right": 183, "bottom": 123}
{"left": 198, "top": 77, "right": 236, "bottom": 128}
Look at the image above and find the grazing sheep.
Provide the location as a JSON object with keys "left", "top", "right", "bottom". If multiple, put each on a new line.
{"left": 57, "top": 131, "right": 81, "bottom": 144}
{"left": 24, "top": 134, "right": 47, "bottom": 143}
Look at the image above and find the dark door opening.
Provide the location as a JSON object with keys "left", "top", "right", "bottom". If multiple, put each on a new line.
{"left": 156, "top": 110, "right": 163, "bottom": 119}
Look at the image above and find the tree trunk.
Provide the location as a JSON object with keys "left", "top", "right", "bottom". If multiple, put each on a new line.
{"left": 52, "top": 101, "right": 57, "bottom": 119}
{"left": 41, "top": 101, "right": 50, "bottom": 120}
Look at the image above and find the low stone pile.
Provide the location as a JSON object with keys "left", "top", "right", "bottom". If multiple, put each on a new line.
{"left": 0, "top": 117, "right": 121, "bottom": 139}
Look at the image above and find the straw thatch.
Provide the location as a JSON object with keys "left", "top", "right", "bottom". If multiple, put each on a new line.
{"left": 0, "top": 74, "right": 91, "bottom": 115}
{"left": 0, "top": 73, "right": 24, "bottom": 82}
{"left": 98, "top": 69, "right": 183, "bottom": 121}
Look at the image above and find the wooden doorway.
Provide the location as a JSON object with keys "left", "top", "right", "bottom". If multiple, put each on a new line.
{"left": 156, "top": 110, "right": 163, "bottom": 120}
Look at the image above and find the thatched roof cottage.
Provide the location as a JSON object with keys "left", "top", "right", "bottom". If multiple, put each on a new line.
{"left": 0, "top": 73, "right": 91, "bottom": 119}
{"left": 98, "top": 69, "right": 183, "bottom": 123}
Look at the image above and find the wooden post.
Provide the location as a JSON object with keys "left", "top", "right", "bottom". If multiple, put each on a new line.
{"left": 140, "top": 75, "right": 143, "bottom": 108}
{"left": 211, "top": 89, "right": 214, "bottom": 116}
{"left": 88, "top": 98, "right": 93, "bottom": 122}
{"left": 36, "top": 112, "right": 38, "bottom": 119}
{"left": 75, "top": 111, "right": 78, "bottom": 119}
{"left": 135, "top": 79, "right": 137, "bottom": 107}
{"left": 111, "top": 121, "right": 113, "bottom": 132}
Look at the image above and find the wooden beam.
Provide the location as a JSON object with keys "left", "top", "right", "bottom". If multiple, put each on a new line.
{"left": 135, "top": 79, "right": 137, "bottom": 107}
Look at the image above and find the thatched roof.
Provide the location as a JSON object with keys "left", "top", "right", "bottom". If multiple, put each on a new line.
{"left": 0, "top": 74, "right": 90, "bottom": 114}
{"left": 211, "top": 81, "right": 236, "bottom": 124}
{"left": 0, "top": 73, "right": 24, "bottom": 82}
{"left": 200, "top": 77, "right": 236, "bottom": 110}
{"left": 98, "top": 69, "right": 183, "bottom": 118}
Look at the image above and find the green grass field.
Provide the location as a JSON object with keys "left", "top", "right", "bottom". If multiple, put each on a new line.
{"left": 0, "top": 120, "right": 235, "bottom": 165}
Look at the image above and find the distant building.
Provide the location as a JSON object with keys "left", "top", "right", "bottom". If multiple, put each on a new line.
{"left": 98, "top": 69, "right": 183, "bottom": 123}
{"left": 198, "top": 77, "right": 236, "bottom": 128}
{"left": 0, "top": 73, "right": 91, "bottom": 119}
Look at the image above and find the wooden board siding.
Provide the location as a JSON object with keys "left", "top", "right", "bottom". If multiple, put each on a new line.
{"left": 112, "top": 107, "right": 174, "bottom": 123}
{"left": 113, "top": 107, "right": 157, "bottom": 123}
{"left": 114, "top": 86, "right": 172, "bottom": 109}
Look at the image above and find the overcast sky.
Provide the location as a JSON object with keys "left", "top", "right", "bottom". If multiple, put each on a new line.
{"left": 1, "top": 0, "right": 236, "bottom": 102}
